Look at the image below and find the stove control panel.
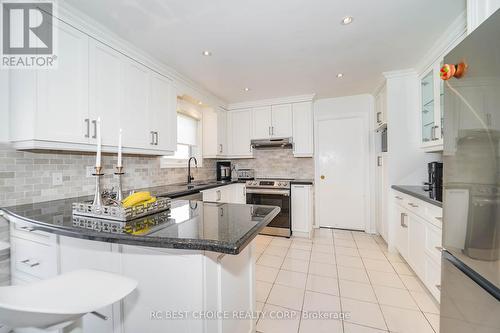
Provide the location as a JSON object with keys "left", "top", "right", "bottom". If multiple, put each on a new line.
{"left": 245, "top": 180, "right": 291, "bottom": 189}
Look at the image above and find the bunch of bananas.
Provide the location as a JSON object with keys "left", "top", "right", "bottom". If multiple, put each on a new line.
{"left": 121, "top": 191, "right": 157, "bottom": 208}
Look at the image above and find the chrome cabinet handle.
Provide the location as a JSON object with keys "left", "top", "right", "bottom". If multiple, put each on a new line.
{"left": 220, "top": 208, "right": 224, "bottom": 217}
{"left": 377, "top": 156, "right": 382, "bottom": 167}
{"left": 91, "top": 120, "right": 97, "bottom": 139}
{"left": 400, "top": 212, "right": 408, "bottom": 228}
{"left": 219, "top": 144, "right": 223, "bottom": 153}
{"left": 376, "top": 112, "right": 382, "bottom": 123}
{"left": 154, "top": 132, "right": 159, "bottom": 145}
{"left": 272, "top": 126, "right": 275, "bottom": 136}
{"left": 20, "top": 259, "right": 40, "bottom": 267}
{"left": 216, "top": 190, "right": 221, "bottom": 201}
{"left": 408, "top": 202, "right": 419, "bottom": 208}
{"left": 268, "top": 126, "right": 271, "bottom": 136}
{"left": 90, "top": 311, "right": 109, "bottom": 321}
{"left": 20, "top": 226, "right": 34, "bottom": 232}
{"left": 394, "top": 196, "right": 403, "bottom": 200}
{"left": 84, "top": 119, "right": 90, "bottom": 138}
{"left": 150, "top": 131, "right": 155, "bottom": 145}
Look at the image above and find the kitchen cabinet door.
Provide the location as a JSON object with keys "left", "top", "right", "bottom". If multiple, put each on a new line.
{"left": 150, "top": 73, "right": 176, "bottom": 152}
{"left": 252, "top": 106, "right": 272, "bottom": 139}
{"left": 121, "top": 60, "right": 151, "bottom": 149}
{"left": 227, "top": 109, "right": 253, "bottom": 157}
{"left": 217, "top": 108, "right": 228, "bottom": 156}
{"left": 408, "top": 212, "right": 427, "bottom": 277}
{"left": 203, "top": 108, "right": 218, "bottom": 157}
{"left": 89, "top": 39, "right": 122, "bottom": 147}
{"left": 271, "top": 104, "right": 292, "bottom": 138}
{"left": 291, "top": 185, "right": 313, "bottom": 236}
{"left": 230, "top": 183, "right": 246, "bottom": 204}
{"left": 393, "top": 204, "right": 409, "bottom": 260}
{"left": 36, "top": 20, "right": 89, "bottom": 144}
{"left": 292, "top": 102, "right": 313, "bottom": 157}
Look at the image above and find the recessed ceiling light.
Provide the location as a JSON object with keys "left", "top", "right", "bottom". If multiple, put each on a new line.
{"left": 198, "top": 101, "right": 203, "bottom": 105}
{"left": 336, "top": 73, "right": 344, "bottom": 78}
{"left": 244, "top": 87, "right": 250, "bottom": 92}
{"left": 341, "top": 16, "right": 353, "bottom": 25}
{"left": 202, "top": 50, "right": 212, "bottom": 56}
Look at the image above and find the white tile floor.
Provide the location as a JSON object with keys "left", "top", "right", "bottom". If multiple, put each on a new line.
{"left": 254, "top": 228, "right": 440, "bottom": 333}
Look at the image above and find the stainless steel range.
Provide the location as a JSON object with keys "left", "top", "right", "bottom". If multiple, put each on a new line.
{"left": 246, "top": 178, "right": 291, "bottom": 237}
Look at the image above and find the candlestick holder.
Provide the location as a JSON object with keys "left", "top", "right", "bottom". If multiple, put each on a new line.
{"left": 114, "top": 166, "right": 125, "bottom": 202}
{"left": 92, "top": 166, "right": 104, "bottom": 207}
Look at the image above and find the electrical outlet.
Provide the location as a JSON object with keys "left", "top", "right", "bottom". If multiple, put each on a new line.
{"left": 52, "top": 172, "right": 63, "bottom": 186}
{"left": 86, "top": 166, "right": 94, "bottom": 178}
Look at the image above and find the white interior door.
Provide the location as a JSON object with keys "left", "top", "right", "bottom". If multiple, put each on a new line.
{"left": 316, "top": 115, "right": 367, "bottom": 230}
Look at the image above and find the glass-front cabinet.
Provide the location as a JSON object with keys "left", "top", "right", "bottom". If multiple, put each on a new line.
{"left": 420, "top": 61, "right": 444, "bottom": 151}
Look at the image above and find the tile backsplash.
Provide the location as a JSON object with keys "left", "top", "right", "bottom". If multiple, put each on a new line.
{"left": 231, "top": 149, "right": 314, "bottom": 179}
{"left": 0, "top": 144, "right": 216, "bottom": 207}
{"left": 0, "top": 144, "right": 314, "bottom": 207}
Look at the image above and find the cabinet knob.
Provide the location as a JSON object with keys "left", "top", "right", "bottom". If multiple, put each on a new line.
{"left": 320, "top": 175, "right": 325, "bottom": 180}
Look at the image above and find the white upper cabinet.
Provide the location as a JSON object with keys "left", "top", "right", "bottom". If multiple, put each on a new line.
{"left": 467, "top": 0, "right": 500, "bottom": 33}
{"left": 121, "top": 60, "right": 151, "bottom": 149}
{"left": 374, "top": 84, "right": 387, "bottom": 128}
{"left": 252, "top": 106, "right": 272, "bottom": 139}
{"left": 149, "top": 73, "right": 176, "bottom": 152}
{"left": 271, "top": 104, "right": 293, "bottom": 138}
{"left": 89, "top": 39, "right": 122, "bottom": 147}
{"left": 8, "top": 15, "right": 178, "bottom": 155}
{"left": 227, "top": 109, "right": 253, "bottom": 157}
{"left": 35, "top": 20, "right": 89, "bottom": 145}
{"left": 203, "top": 107, "right": 227, "bottom": 158}
{"left": 292, "top": 102, "right": 313, "bottom": 157}
{"left": 251, "top": 104, "right": 292, "bottom": 139}
{"left": 420, "top": 61, "right": 444, "bottom": 151}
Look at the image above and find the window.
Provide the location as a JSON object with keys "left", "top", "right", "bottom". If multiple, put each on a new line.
{"left": 162, "top": 113, "right": 201, "bottom": 168}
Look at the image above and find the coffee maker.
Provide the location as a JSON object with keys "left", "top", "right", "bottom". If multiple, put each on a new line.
{"left": 216, "top": 161, "right": 231, "bottom": 181}
{"left": 424, "top": 161, "right": 443, "bottom": 201}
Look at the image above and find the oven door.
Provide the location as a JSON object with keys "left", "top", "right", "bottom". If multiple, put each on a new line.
{"left": 246, "top": 189, "right": 291, "bottom": 237}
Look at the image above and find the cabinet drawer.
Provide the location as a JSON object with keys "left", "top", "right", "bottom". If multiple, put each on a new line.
{"left": 425, "top": 223, "right": 442, "bottom": 263}
{"left": 9, "top": 217, "right": 56, "bottom": 245}
{"left": 11, "top": 237, "right": 58, "bottom": 280}
{"left": 424, "top": 254, "right": 441, "bottom": 302}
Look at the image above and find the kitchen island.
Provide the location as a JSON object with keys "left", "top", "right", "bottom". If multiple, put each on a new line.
{"left": 1, "top": 198, "right": 279, "bottom": 333}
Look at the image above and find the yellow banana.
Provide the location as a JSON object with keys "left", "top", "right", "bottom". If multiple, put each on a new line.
{"left": 122, "top": 192, "right": 152, "bottom": 208}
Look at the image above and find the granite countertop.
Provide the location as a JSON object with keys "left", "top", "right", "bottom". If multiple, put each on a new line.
{"left": 1, "top": 198, "right": 279, "bottom": 255}
{"left": 391, "top": 185, "right": 442, "bottom": 207}
{"left": 139, "top": 179, "right": 243, "bottom": 198}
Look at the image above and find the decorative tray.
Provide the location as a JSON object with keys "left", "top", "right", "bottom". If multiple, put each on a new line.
{"left": 72, "top": 197, "right": 171, "bottom": 222}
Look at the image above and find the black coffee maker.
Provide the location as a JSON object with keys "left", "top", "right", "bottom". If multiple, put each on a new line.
{"left": 216, "top": 161, "right": 231, "bottom": 182}
{"left": 424, "top": 162, "right": 443, "bottom": 201}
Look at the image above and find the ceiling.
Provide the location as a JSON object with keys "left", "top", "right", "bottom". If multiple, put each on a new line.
{"left": 64, "top": 0, "right": 465, "bottom": 103}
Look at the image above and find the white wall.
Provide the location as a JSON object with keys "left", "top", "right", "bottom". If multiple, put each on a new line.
{"left": 314, "top": 94, "right": 376, "bottom": 233}
{"left": 0, "top": 70, "right": 8, "bottom": 142}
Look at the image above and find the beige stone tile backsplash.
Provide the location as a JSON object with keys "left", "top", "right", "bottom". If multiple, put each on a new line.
{"left": 230, "top": 149, "right": 314, "bottom": 179}
{"left": 0, "top": 145, "right": 314, "bottom": 207}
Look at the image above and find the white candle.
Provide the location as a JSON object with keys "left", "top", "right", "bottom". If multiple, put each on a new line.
{"left": 96, "top": 117, "right": 102, "bottom": 168}
{"left": 117, "top": 128, "right": 123, "bottom": 168}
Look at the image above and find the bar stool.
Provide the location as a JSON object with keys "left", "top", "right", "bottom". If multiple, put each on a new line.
{"left": 0, "top": 269, "right": 137, "bottom": 332}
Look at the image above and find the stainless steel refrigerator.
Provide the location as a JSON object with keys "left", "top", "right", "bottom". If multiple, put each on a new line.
{"left": 441, "top": 8, "right": 500, "bottom": 333}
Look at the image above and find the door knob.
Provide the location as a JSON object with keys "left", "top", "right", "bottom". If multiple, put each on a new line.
{"left": 320, "top": 175, "right": 325, "bottom": 180}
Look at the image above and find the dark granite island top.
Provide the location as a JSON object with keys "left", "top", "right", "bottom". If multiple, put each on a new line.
{"left": 1, "top": 198, "right": 280, "bottom": 255}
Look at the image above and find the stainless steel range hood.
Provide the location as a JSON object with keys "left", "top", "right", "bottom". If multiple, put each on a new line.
{"left": 250, "top": 137, "right": 293, "bottom": 149}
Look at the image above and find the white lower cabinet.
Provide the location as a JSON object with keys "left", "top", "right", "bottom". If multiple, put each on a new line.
{"left": 391, "top": 190, "right": 442, "bottom": 301}
{"left": 291, "top": 184, "right": 313, "bottom": 237}
{"left": 201, "top": 184, "right": 246, "bottom": 204}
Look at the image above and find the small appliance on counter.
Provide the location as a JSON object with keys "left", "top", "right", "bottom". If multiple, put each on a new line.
{"left": 237, "top": 168, "right": 255, "bottom": 181}
{"left": 216, "top": 161, "right": 231, "bottom": 181}
{"left": 424, "top": 161, "right": 443, "bottom": 202}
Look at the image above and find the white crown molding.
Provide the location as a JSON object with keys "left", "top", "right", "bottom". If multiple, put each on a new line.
{"left": 383, "top": 69, "right": 418, "bottom": 80}
{"left": 56, "top": 2, "right": 228, "bottom": 109}
{"left": 227, "top": 94, "right": 316, "bottom": 110}
{"left": 415, "top": 11, "right": 467, "bottom": 74}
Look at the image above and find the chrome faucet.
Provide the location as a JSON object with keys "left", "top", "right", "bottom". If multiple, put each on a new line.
{"left": 187, "top": 156, "right": 198, "bottom": 184}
